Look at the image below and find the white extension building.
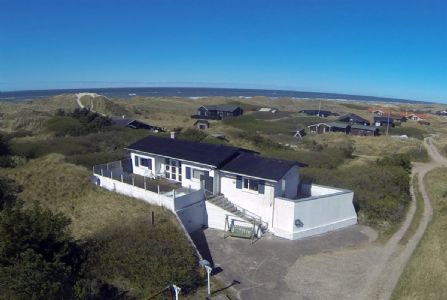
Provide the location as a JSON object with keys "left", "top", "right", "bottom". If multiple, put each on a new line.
{"left": 93, "top": 135, "right": 357, "bottom": 240}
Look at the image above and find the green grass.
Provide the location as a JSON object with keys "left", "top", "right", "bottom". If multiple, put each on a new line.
{"left": 393, "top": 167, "right": 447, "bottom": 300}
{"left": 388, "top": 126, "right": 427, "bottom": 139}
{"left": 0, "top": 154, "right": 202, "bottom": 298}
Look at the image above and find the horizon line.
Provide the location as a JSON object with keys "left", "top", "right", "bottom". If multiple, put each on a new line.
{"left": 0, "top": 85, "right": 441, "bottom": 105}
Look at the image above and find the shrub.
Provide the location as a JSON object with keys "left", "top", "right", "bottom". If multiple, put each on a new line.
{"left": 377, "top": 153, "right": 411, "bottom": 173}
{"left": 0, "top": 202, "right": 85, "bottom": 299}
{"left": 301, "top": 155, "right": 411, "bottom": 230}
{"left": 178, "top": 128, "right": 207, "bottom": 142}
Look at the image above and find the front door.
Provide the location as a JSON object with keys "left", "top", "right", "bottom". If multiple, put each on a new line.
{"left": 200, "top": 173, "right": 214, "bottom": 194}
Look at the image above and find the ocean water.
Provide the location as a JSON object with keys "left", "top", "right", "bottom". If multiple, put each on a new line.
{"left": 0, "top": 87, "right": 424, "bottom": 104}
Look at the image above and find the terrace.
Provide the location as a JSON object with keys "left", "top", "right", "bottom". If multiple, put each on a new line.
{"left": 92, "top": 159, "right": 203, "bottom": 211}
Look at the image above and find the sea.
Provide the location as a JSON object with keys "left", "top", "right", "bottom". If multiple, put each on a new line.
{"left": 0, "top": 87, "right": 426, "bottom": 104}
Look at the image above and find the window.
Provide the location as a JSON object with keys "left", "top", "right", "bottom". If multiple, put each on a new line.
{"left": 193, "top": 169, "right": 204, "bottom": 180}
{"left": 243, "top": 178, "right": 259, "bottom": 192}
{"left": 140, "top": 158, "right": 152, "bottom": 170}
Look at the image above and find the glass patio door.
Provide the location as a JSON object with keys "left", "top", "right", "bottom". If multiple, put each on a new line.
{"left": 165, "top": 158, "right": 182, "bottom": 182}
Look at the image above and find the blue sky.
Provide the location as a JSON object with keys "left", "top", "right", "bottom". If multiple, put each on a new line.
{"left": 0, "top": 0, "right": 446, "bottom": 102}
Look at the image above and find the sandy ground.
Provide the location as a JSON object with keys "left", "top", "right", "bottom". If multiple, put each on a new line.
{"left": 195, "top": 137, "right": 444, "bottom": 300}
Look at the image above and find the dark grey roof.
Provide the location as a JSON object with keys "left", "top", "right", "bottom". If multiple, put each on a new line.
{"left": 126, "top": 136, "right": 306, "bottom": 180}
{"left": 374, "top": 116, "right": 394, "bottom": 122}
{"left": 126, "top": 136, "right": 242, "bottom": 167}
{"left": 326, "top": 122, "right": 350, "bottom": 129}
{"left": 112, "top": 118, "right": 132, "bottom": 126}
{"left": 338, "top": 113, "right": 370, "bottom": 124}
{"left": 299, "top": 109, "right": 333, "bottom": 115}
{"left": 201, "top": 105, "right": 241, "bottom": 112}
{"left": 221, "top": 153, "right": 306, "bottom": 181}
{"left": 351, "top": 124, "right": 378, "bottom": 131}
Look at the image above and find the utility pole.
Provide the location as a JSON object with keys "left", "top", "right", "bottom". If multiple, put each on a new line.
{"left": 318, "top": 100, "right": 322, "bottom": 117}
{"left": 386, "top": 109, "right": 391, "bottom": 136}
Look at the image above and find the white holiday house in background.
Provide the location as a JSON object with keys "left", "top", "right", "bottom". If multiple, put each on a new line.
{"left": 93, "top": 135, "right": 357, "bottom": 240}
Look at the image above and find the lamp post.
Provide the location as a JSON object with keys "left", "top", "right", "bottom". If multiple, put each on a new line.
{"left": 199, "top": 259, "right": 213, "bottom": 297}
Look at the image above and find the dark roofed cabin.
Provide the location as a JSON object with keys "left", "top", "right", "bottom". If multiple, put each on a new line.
{"left": 338, "top": 113, "right": 370, "bottom": 126}
{"left": 298, "top": 110, "right": 337, "bottom": 117}
{"left": 192, "top": 105, "right": 243, "bottom": 120}
{"left": 350, "top": 125, "right": 379, "bottom": 136}
{"left": 374, "top": 117, "right": 395, "bottom": 127}
{"left": 112, "top": 118, "right": 165, "bottom": 132}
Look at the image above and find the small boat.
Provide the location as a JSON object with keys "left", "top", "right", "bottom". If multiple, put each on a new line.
{"left": 128, "top": 93, "right": 136, "bottom": 96}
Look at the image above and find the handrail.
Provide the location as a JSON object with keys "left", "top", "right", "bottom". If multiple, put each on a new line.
{"left": 207, "top": 192, "right": 268, "bottom": 229}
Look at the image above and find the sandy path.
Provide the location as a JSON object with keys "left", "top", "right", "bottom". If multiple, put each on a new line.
{"left": 75, "top": 93, "right": 106, "bottom": 116}
{"left": 284, "top": 137, "right": 444, "bottom": 300}
{"left": 364, "top": 137, "right": 445, "bottom": 299}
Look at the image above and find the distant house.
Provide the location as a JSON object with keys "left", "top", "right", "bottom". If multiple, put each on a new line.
{"left": 307, "top": 122, "right": 349, "bottom": 134}
{"left": 307, "top": 123, "right": 332, "bottom": 134}
{"left": 194, "top": 120, "right": 210, "bottom": 130}
{"left": 392, "top": 115, "right": 407, "bottom": 123}
{"left": 418, "top": 120, "right": 431, "bottom": 126}
{"left": 308, "top": 122, "right": 378, "bottom": 136}
{"left": 112, "top": 118, "right": 165, "bottom": 132}
{"left": 405, "top": 113, "right": 427, "bottom": 121}
{"left": 191, "top": 105, "right": 243, "bottom": 120}
{"left": 338, "top": 113, "right": 370, "bottom": 126}
{"left": 436, "top": 110, "right": 447, "bottom": 116}
{"left": 350, "top": 124, "right": 379, "bottom": 136}
{"left": 259, "top": 107, "right": 278, "bottom": 114}
{"left": 298, "top": 110, "right": 338, "bottom": 117}
{"left": 374, "top": 117, "right": 395, "bottom": 127}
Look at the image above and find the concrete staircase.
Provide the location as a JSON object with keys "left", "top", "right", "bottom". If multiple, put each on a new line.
{"left": 206, "top": 194, "right": 267, "bottom": 234}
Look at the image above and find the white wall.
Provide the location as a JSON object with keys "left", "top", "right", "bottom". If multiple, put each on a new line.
{"left": 174, "top": 189, "right": 205, "bottom": 210}
{"left": 273, "top": 189, "right": 357, "bottom": 240}
{"left": 274, "top": 165, "right": 299, "bottom": 198}
{"left": 97, "top": 174, "right": 176, "bottom": 211}
{"left": 176, "top": 201, "right": 205, "bottom": 233}
{"left": 204, "top": 201, "right": 245, "bottom": 231}
{"left": 220, "top": 173, "right": 274, "bottom": 227}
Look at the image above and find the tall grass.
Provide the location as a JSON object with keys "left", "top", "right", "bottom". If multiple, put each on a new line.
{"left": 392, "top": 168, "right": 447, "bottom": 299}
{"left": 0, "top": 154, "right": 202, "bottom": 298}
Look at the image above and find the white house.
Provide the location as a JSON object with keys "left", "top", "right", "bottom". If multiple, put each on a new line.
{"left": 93, "top": 135, "right": 357, "bottom": 240}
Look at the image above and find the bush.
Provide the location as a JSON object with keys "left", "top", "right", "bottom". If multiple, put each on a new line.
{"left": 9, "top": 129, "right": 150, "bottom": 168}
{"left": 0, "top": 202, "right": 85, "bottom": 299}
{"left": 301, "top": 155, "right": 411, "bottom": 229}
{"left": 377, "top": 153, "right": 411, "bottom": 173}
{"left": 44, "top": 108, "right": 112, "bottom": 137}
{"left": 178, "top": 128, "right": 207, "bottom": 142}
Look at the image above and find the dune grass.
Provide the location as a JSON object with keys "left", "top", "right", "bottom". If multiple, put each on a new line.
{"left": 392, "top": 167, "right": 447, "bottom": 300}
{"left": 0, "top": 154, "right": 201, "bottom": 298}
